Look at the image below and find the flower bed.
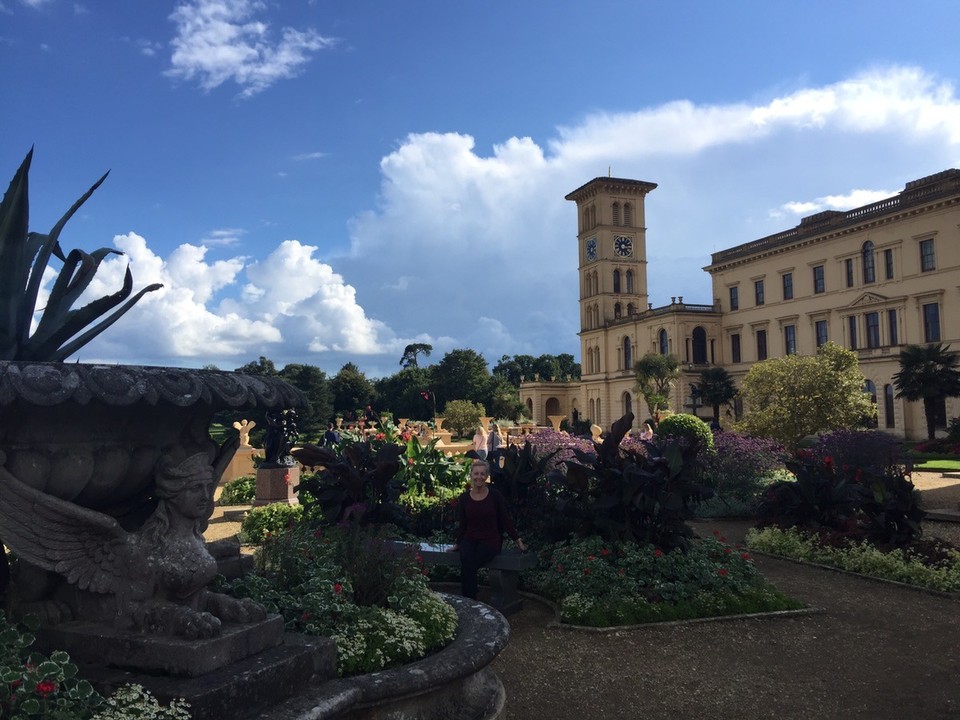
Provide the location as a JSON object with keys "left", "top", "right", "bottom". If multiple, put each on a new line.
{"left": 523, "top": 534, "right": 802, "bottom": 627}
{"left": 219, "top": 522, "right": 457, "bottom": 676}
{"left": 746, "top": 526, "right": 960, "bottom": 593}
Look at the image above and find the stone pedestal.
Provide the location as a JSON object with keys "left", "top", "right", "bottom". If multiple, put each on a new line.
{"left": 222, "top": 444, "right": 258, "bottom": 485}
{"left": 479, "top": 416, "right": 493, "bottom": 432}
{"left": 254, "top": 465, "right": 299, "bottom": 506}
{"left": 547, "top": 415, "right": 566, "bottom": 431}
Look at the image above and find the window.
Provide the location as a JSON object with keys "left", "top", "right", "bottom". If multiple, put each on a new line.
{"left": 845, "top": 258, "right": 854, "bottom": 288}
{"left": 623, "top": 203, "right": 633, "bottom": 226}
{"left": 626, "top": 303, "right": 634, "bottom": 316}
{"left": 614, "top": 302, "right": 622, "bottom": 319}
{"left": 754, "top": 279, "right": 765, "bottom": 306}
{"left": 613, "top": 270, "right": 621, "bottom": 293}
{"left": 623, "top": 391, "right": 632, "bottom": 416}
{"left": 622, "top": 337, "right": 632, "bottom": 368}
{"left": 862, "top": 241, "right": 876, "bottom": 284}
{"left": 887, "top": 309, "right": 898, "bottom": 346}
{"left": 884, "top": 248, "right": 894, "bottom": 280}
{"left": 692, "top": 326, "right": 707, "bottom": 364}
{"left": 658, "top": 329, "right": 669, "bottom": 355}
{"left": 784, "top": 325, "right": 797, "bottom": 355}
{"left": 848, "top": 316, "right": 858, "bottom": 350}
{"left": 626, "top": 270, "right": 634, "bottom": 293}
{"left": 756, "top": 329, "right": 767, "bottom": 360}
{"left": 884, "top": 384, "right": 895, "bottom": 428}
{"left": 782, "top": 272, "right": 793, "bottom": 300}
{"left": 865, "top": 312, "right": 880, "bottom": 349}
{"left": 920, "top": 238, "right": 936, "bottom": 272}
{"left": 864, "top": 380, "right": 878, "bottom": 428}
{"left": 923, "top": 302, "right": 941, "bottom": 342}
{"left": 729, "top": 286, "right": 739, "bottom": 311}
{"left": 813, "top": 265, "right": 825, "bottom": 294}
{"left": 612, "top": 202, "right": 620, "bottom": 225}
{"left": 731, "top": 333, "right": 741, "bottom": 363}
{"left": 815, "top": 320, "right": 828, "bottom": 348}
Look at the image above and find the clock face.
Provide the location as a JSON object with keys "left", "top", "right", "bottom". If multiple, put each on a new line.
{"left": 585, "top": 237, "right": 597, "bottom": 261}
{"left": 614, "top": 235, "right": 633, "bottom": 257}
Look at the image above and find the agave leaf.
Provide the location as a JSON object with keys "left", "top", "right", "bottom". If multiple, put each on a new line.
{"left": 0, "top": 150, "right": 33, "bottom": 359}
{"left": 17, "top": 171, "right": 109, "bottom": 352}
{"left": 49, "top": 279, "right": 163, "bottom": 362}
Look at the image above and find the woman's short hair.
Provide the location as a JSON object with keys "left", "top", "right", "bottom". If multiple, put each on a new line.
{"left": 470, "top": 458, "right": 491, "bottom": 475}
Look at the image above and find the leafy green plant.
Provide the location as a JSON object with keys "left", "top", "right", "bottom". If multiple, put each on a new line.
{"left": 696, "top": 433, "right": 788, "bottom": 515}
{"left": 240, "top": 502, "right": 303, "bottom": 543}
{"left": 90, "top": 685, "right": 190, "bottom": 720}
{"left": 219, "top": 475, "right": 256, "bottom": 505}
{"left": 441, "top": 399, "right": 485, "bottom": 438}
{"left": 656, "top": 412, "right": 714, "bottom": 453}
{"left": 552, "top": 413, "right": 714, "bottom": 552}
{"left": 524, "top": 535, "right": 800, "bottom": 626}
{"left": 221, "top": 522, "right": 457, "bottom": 676}
{"left": 746, "top": 526, "right": 960, "bottom": 592}
{"left": 0, "top": 150, "right": 161, "bottom": 362}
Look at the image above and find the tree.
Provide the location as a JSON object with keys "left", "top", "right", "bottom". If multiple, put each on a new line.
{"left": 442, "top": 399, "right": 485, "bottom": 438}
{"left": 399, "top": 343, "right": 432, "bottom": 369}
{"left": 492, "top": 354, "right": 537, "bottom": 387}
{"left": 488, "top": 375, "right": 526, "bottom": 420}
{"left": 330, "top": 362, "right": 374, "bottom": 418}
{"left": 737, "top": 342, "right": 875, "bottom": 449}
{"left": 432, "top": 349, "right": 491, "bottom": 410}
{"left": 692, "top": 367, "right": 738, "bottom": 424}
{"left": 374, "top": 366, "right": 433, "bottom": 421}
{"left": 633, "top": 353, "right": 680, "bottom": 421}
{"left": 893, "top": 343, "right": 960, "bottom": 440}
{"left": 235, "top": 356, "right": 278, "bottom": 377}
{"left": 555, "top": 353, "right": 581, "bottom": 381}
{"left": 278, "top": 363, "right": 333, "bottom": 440}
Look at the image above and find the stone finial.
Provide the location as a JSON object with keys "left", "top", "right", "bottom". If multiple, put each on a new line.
{"left": 232, "top": 419, "right": 256, "bottom": 447}
{"left": 590, "top": 424, "right": 603, "bottom": 442}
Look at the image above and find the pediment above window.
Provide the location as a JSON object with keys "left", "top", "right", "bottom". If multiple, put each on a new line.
{"left": 848, "top": 292, "right": 888, "bottom": 308}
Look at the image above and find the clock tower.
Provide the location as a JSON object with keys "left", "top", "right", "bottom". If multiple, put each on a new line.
{"left": 566, "top": 177, "right": 657, "bottom": 378}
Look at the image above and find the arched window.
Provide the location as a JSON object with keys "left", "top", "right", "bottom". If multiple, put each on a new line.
{"left": 589, "top": 398, "right": 596, "bottom": 421}
{"left": 614, "top": 302, "right": 622, "bottom": 319}
{"left": 623, "top": 336, "right": 632, "bottom": 368}
{"left": 594, "top": 305, "right": 600, "bottom": 328}
{"left": 627, "top": 303, "right": 634, "bottom": 316}
{"left": 612, "top": 202, "right": 620, "bottom": 225}
{"left": 613, "top": 270, "right": 621, "bottom": 293}
{"left": 658, "top": 329, "right": 669, "bottom": 355}
{"left": 593, "top": 270, "right": 599, "bottom": 293}
{"left": 883, "top": 384, "right": 895, "bottom": 428}
{"left": 692, "top": 326, "right": 707, "bottom": 364}
{"left": 864, "top": 380, "right": 878, "bottom": 428}
{"left": 526, "top": 398, "right": 533, "bottom": 417}
{"left": 622, "top": 391, "right": 632, "bottom": 417}
{"left": 862, "top": 241, "right": 876, "bottom": 284}
{"left": 626, "top": 270, "right": 634, "bottom": 293}
{"left": 594, "top": 347, "right": 601, "bottom": 373}
{"left": 582, "top": 209, "right": 589, "bottom": 232}
{"left": 590, "top": 206, "right": 596, "bottom": 228}
{"left": 596, "top": 399, "right": 602, "bottom": 426}
{"left": 624, "top": 203, "right": 633, "bottom": 227}
{"left": 584, "top": 273, "right": 592, "bottom": 297}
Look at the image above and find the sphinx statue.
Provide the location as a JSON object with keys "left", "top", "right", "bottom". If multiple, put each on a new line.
{"left": 0, "top": 439, "right": 266, "bottom": 639}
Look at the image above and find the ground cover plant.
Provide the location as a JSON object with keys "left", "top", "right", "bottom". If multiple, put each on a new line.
{"left": 694, "top": 432, "right": 790, "bottom": 518}
{"left": 524, "top": 533, "right": 801, "bottom": 626}
{"left": 219, "top": 474, "right": 255, "bottom": 505}
{"left": 220, "top": 521, "right": 457, "bottom": 676}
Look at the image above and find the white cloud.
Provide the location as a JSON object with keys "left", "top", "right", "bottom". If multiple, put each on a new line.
{"left": 200, "top": 227, "right": 245, "bottom": 246}
{"left": 293, "top": 151, "right": 327, "bottom": 161}
{"left": 165, "top": 0, "right": 335, "bottom": 98}
{"left": 781, "top": 188, "right": 896, "bottom": 217}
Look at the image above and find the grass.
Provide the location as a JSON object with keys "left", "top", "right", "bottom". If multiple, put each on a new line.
{"left": 913, "top": 458, "right": 960, "bottom": 472}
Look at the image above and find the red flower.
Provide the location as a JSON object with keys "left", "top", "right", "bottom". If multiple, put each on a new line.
{"left": 301, "top": 611, "right": 312, "bottom": 622}
{"left": 333, "top": 582, "right": 343, "bottom": 594}
{"left": 415, "top": 554, "right": 423, "bottom": 564}
{"left": 718, "top": 535, "right": 727, "bottom": 543}
{"left": 583, "top": 568, "right": 591, "bottom": 575}
{"left": 724, "top": 547, "right": 732, "bottom": 554}
{"left": 587, "top": 555, "right": 596, "bottom": 561}
{"left": 35, "top": 680, "right": 56, "bottom": 697}
{"left": 600, "top": 548, "right": 611, "bottom": 557}
{"left": 653, "top": 548, "right": 664, "bottom": 558}
{"left": 741, "top": 552, "right": 751, "bottom": 560}
{"left": 375, "top": 433, "right": 385, "bottom": 440}
{"left": 9, "top": 680, "right": 20, "bottom": 689}
{"left": 823, "top": 456, "right": 834, "bottom": 470}
{"left": 717, "top": 568, "right": 729, "bottom": 577}
{"left": 407, "top": 457, "right": 416, "bottom": 465}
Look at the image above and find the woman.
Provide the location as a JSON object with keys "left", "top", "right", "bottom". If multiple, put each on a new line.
{"left": 449, "top": 459, "right": 526, "bottom": 600}
{"left": 487, "top": 423, "right": 503, "bottom": 454}
{"left": 472, "top": 426, "right": 489, "bottom": 459}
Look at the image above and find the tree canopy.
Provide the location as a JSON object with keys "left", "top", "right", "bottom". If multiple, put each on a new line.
{"left": 692, "top": 366, "right": 738, "bottom": 423}
{"left": 399, "top": 343, "right": 432, "bottom": 369}
{"left": 893, "top": 342, "right": 960, "bottom": 440}
{"left": 633, "top": 353, "right": 680, "bottom": 420}
{"left": 736, "top": 342, "right": 875, "bottom": 448}
{"left": 432, "top": 349, "right": 491, "bottom": 410}
{"left": 330, "top": 362, "right": 375, "bottom": 418}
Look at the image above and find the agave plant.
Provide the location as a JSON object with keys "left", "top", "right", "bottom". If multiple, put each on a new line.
{"left": 0, "top": 149, "right": 162, "bottom": 362}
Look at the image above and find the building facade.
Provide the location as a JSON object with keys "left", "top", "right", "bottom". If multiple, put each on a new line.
{"left": 521, "top": 170, "right": 960, "bottom": 440}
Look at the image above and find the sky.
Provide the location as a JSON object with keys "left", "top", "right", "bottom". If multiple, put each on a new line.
{"left": 3, "top": 0, "right": 960, "bottom": 379}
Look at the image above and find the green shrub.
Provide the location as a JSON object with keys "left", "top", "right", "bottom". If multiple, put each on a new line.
{"left": 657, "top": 413, "right": 714, "bottom": 452}
{"left": 441, "top": 400, "right": 485, "bottom": 438}
{"left": 219, "top": 475, "right": 256, "bottom": 505}
{"left": 524, "top": 535, "right": 801, "bottom": 626}
{"left": 240, "top": 503, "right": 304, "bottom": 543}
{"left": 746, "top": 526, "right": 960, "bottom": 592}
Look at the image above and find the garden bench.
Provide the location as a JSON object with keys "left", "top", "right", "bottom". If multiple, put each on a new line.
{"left": 389, "top": 541, "right": 536, "bottom": 615}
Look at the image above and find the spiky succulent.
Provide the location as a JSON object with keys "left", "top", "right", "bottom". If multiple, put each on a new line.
{"left": 0, "top": 149, "right": 162, "bottom": 361}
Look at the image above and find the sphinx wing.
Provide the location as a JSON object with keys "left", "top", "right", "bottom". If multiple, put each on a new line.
{"left": 0, "top": 466, "right": 131, "bottom": 594}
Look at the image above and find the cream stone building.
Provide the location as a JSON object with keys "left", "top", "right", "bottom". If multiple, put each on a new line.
{"left": 521, "top": 170, "right": 960, "bottom": 440}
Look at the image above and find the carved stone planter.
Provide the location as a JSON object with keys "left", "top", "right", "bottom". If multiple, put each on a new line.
{"left": 264, "top": 594, "right": 510, "bottom": 720}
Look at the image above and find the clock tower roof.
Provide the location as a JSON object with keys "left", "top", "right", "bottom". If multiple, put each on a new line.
{"left": 565, "top": 177, "right": 657, "bottom": 204}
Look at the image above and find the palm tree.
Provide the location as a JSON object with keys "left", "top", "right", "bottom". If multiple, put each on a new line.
{"left": 892, "top": 343, "right": 960, "bottom": 440}
{"left": 692, "top": 367, "right": 738, "bottom": 425}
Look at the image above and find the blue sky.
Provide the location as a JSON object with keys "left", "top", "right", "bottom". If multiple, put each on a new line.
{"left": 3, "top": 0, "right": 960, "bottom": 377}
